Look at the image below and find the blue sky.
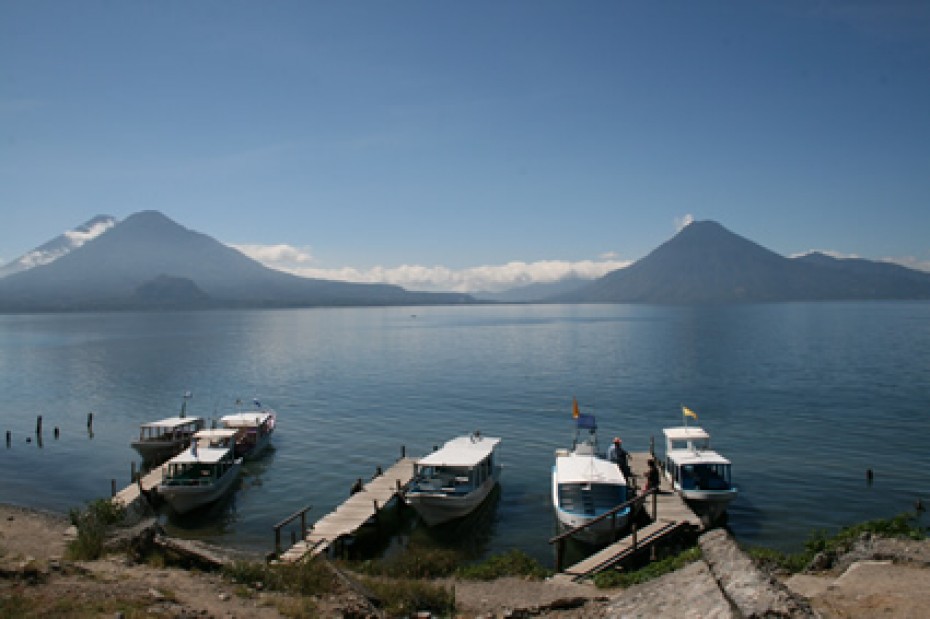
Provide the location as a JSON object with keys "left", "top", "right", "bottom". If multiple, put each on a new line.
{"left": 2, "top": 1, "right": 928, "bottom": 291}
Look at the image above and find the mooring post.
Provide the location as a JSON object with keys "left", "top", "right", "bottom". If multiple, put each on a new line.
{"left": 401, "top": 444, "right": 406, "bottom": 458}
{"left": 652, "top": 488, "right": 658, "bottom": 520}
{"left": 555, "top": 539, "right": 564, "bottom": 572}
{"left": 301, "top": 511, "right": 307, "bottom": 539}
{"left": 87, "top": 412, "right": 94, "bottom": 429}
{"left": 36, "top": 415, "right": 42, "bottom": 435}
{"left": 54, "top": 426, "right": 60, "bottom": 439}
{"left": 275, "top": 527, "right": 281, "bottom": 555}
{"left": 111, "top": 478, "right": 116, "bottom": 497}
{"left": 5, "top": 431, "right": 10, "bottom": 446}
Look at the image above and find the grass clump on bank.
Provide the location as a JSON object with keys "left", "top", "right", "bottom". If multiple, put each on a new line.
{"left": 747, "top": 511, "right": 926, "bottom": 574}
{"left": 456, "top": 549, "right": 550, "bottom": 580}
{"left": 65, "top": 498, "right": 126, "bottom": 560}
{"left": 349, "top": 547, "right": 549, "bottom": 581}
{"left": 360, "top": 577, "right": 456, "bottom": 617}
{"left": 593, "top": 546, "right": 702, "bottom": 589}
{"left": 223, "top": 558, "right": 335, "bottom": 597}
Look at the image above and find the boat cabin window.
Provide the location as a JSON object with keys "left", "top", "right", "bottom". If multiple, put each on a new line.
{"left": 668, "top": 437, "right": 709, "bottom": 452}
{"left": 679, "top": 463, "right": 731, "bottom": 490}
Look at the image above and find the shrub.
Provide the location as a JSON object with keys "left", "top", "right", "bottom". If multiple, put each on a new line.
{"left": 65, "top": 498, "right": 126, "bottom": 560}
{"left": 746, "top": 511, "right": 926, "bottom": 574}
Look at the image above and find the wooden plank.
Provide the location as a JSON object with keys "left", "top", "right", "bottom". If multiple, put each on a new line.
{"left": 279, "top": 457, "right": 417, "bottom": 563}
{"left": 563, "top": 521, "right": 680, "bottom": 577}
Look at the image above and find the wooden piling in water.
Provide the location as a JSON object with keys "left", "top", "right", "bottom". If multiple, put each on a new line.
{"left": 36, "top": 415, "right": 42, "bottom": 435}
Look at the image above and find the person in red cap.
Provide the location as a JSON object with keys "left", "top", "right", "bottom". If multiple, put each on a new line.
{"left": 608, "top": 436, "right": 632, "bottom": 481}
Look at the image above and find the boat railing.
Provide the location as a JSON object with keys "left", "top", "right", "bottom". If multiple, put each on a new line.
{"left": 549, "top": 487, "right": 659, "bottom": 572}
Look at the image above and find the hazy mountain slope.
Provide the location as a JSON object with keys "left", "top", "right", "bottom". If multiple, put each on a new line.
{"left": 0, "top": 211, "right": 472, "bottom": 311}
{"left": 0, "top": 215, "right": 116, "bottom": 279}
{"left": 557, "top": 221, "right": 930, "bottom": 303}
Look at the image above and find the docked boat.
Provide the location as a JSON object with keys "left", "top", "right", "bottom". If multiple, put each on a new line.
{"left": 130, "top": 415, "right": 205, "bottom": 464}
{"left": 552, "top": 411, "right": 630, "bottom": 545}
{"left": 157, "top": 430, "right": 242, "bottom": 514}
{"left": 661, "top": 424, "right": 737, "bottom": 525}
{"left": 405, "top": 432, "right": 502, "bottom": 526}
{"left": 219, "top": 399, "right": 276, "bottom": 459}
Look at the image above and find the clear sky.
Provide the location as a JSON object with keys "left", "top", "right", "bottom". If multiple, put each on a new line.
{"left": 2, "top": 1, "right": 929, "bottom": 292}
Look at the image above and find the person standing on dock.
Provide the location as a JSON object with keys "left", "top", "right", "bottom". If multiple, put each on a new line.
{"left": 608, "top": 437, "right": 632, "bottom": 481}
{"left": 643, "top": 458, "right": 661, "bottom": 492}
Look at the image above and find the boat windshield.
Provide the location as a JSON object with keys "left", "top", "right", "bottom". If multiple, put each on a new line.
{"left": 679, "top": 463, "right": 731, "bottom": 491}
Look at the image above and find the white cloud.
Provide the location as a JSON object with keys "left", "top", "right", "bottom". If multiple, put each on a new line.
{"left": 230, "top": 243, "right": 631, "bottom": 293}
{"left": 232, "top": 243, "right": 314, "bottom": 265}
{"left": 64, "top": 219, "right": 116, "bottom": 247}
{"left": 674, "top": 214, "right": 695, "bottom": 232}
{"left": 881, "top": 256, "right": 930, "bottom": 273}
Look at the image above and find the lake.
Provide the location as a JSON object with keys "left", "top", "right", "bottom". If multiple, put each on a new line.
{"left": 1, "top": 302, "right": 928, "bottom": 566}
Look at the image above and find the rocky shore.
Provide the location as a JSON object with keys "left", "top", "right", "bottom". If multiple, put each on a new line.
{"left": 2, "top": 502, "right": 929, "bottom": 618}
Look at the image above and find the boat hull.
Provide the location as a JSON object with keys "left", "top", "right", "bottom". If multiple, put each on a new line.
{"left": 406, "top": 476, "right": 498, "bottom": 526}
{"left": 553, "top": 504, "right": 630, "bottom": 546}
{"left": 131, "top": 439, "right": 189, "bottom": 465}
{"left": 680, "top": 488, "right": 738, "bottom": 526}
{"left": 158, "top": 461, "right": 242, "bottom": 514}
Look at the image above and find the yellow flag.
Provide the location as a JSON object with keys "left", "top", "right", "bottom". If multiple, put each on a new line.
{"left": 682, "top": 405, "right": 698, "bottom": 420}
{"left": 572, "top": 397, "right": 580, "bottom": 419}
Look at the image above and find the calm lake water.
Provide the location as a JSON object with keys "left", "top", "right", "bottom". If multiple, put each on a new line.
{"left": 1, "top": 302, "right": 928, "bottom": 565}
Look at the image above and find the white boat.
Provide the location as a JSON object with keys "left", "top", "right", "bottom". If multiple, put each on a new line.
{"left": 219, "top": 399, "right": 276, "bottom": 459}
{"left": 405, "top": 432, "right": 502, "bottom": 526}
{"left": 130, "top": 415, "right": 205, "bottom": 464}
{"left": 661, "top": 425, "right": 738, "bottom": 525}
{"left": 157, "top": 430, "right": 242, "bottom": 514}
{"left": 552, "top": 412, "right": 630, "bottom": 545}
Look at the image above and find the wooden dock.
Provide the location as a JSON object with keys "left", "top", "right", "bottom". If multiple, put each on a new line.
{"left": 278, "top": 457, "right": 416, "bottom": 563}
{"left": 112, "top": 466, "right": 163, "bottom": 514}
{"left": 557, "top": 451, "right": 702, "bottom": 580}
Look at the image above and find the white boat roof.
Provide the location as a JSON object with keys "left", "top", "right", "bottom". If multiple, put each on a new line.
{"left": 194, "top": 429, "right": 238, "bottom": 440}
{"left": 141, "top": 416, "right": 204, "bottom": 429}
{"left": 220, "top": 411, "right": 274, "bottom": 427}
{"left": 669, "top": 450, "right": 731, "bottom": 466}
{"left": 554, "top": 453, "right": 626, "bottom": 485}
{"left": 418, "top": 435, "right": 501, "bottom": 467}
{"left": 167, "top": 446, "right": 231, "bottom": 465}
{"left": 663, "top": 426, "right": 710, "bottom": 441}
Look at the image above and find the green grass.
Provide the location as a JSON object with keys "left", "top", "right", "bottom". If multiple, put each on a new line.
{"left": 456, "top": 549, "right": 550, "bottom": 581}
{"left": 593, "top": 546, "right": 702, "bottom": 588}
{"left": 65, "top": 498, "right": 126, "bottom": 560}
{"left": 746, "top": 511, "right": 926, "bottom": 574}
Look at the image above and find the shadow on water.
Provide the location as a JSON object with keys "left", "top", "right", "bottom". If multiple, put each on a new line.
{"left": 346, "top": 484, "right": 503, "bottom": 563}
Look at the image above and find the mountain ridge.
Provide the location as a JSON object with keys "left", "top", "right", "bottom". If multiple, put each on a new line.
{"left": 553, "top": 220, "right": 930, "bottom": 304}
{"left": 0, "top": 211, "right": 473, "bottom": 311}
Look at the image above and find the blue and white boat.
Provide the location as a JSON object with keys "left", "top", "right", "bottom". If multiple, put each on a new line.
{"left": 157, "top": 430, "right": 242, "bottom": 514}
{"left": 405, "top": 432, "right": 502, "bottom": 526}
{"left": 552, "top": 411, "right": 630, "bottom": 545}
{"left": 662, "top": 425, "right": 737, "bottom": 526}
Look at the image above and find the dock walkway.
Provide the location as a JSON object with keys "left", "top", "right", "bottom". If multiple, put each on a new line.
{"left": 279, "top": 457, "right": 416, "bottom": 563}
{"left": 558, "top": 451, "right": 702, "bottom": 580}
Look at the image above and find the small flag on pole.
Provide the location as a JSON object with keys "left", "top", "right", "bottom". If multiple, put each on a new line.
{"left": 682, "top": 405, "right": 698, "bottom": 420}
{"left": 572, "top": 397, "right": 580, "bottom": 419}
